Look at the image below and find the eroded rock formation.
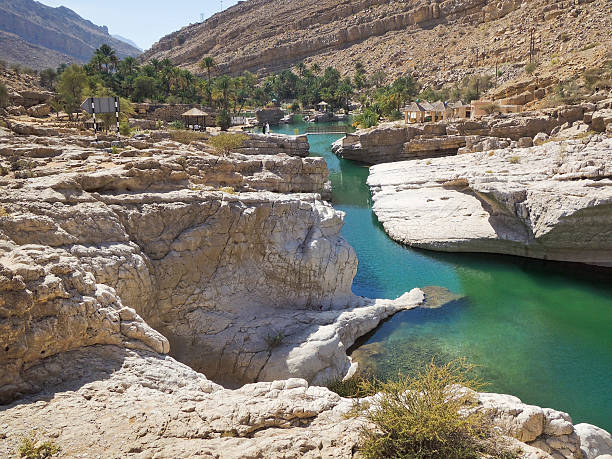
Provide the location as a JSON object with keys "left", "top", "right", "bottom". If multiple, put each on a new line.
{"left": 368, "top": 134, "right": 612, "bottom": 266}
{"left": 0, "top": 125, "right": 424, "bottom": 401}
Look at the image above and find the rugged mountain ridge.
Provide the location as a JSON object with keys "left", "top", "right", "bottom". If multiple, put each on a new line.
{"left": 0, "top": 0, "right": 141, "bottom": 69}
{"left": 143, "top": 0, "right": 610, "bottom": 89}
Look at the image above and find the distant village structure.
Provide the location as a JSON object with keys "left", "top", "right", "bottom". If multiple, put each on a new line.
{"left": 403, "top": 99, "right": 522, "bottom": 124}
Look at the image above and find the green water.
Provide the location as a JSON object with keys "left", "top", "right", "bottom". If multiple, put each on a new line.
{"left": 269, "top": 118, "right": 612, "bottom": 431}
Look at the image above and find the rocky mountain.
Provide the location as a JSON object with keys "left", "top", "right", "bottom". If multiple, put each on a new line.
{"left": 143, "top": 0, "right": 611, "bottom": 90}
{"left": 112, "top": 34, "right": 143, "bottom": 52}
{"left": 0, "top": 0, "right": 141, "bottom": 69}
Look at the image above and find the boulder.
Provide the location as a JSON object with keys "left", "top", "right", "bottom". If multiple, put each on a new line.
{"left": 26, "top": 103, "right": 51, "bottom": 118}
{"left": 575, "top": 423, "right": 612, "bottom": 459}
{"left": 518, "top": 136, "right": 533, "bottom": 147}
{"left": 590, "top": 109, "right": 612, "bottom": 132}
{"left": 533, "top": 132, "right": 550, "bottom": 145}
{"left": 255, "top": 107, "right": 284, "bottom": 126}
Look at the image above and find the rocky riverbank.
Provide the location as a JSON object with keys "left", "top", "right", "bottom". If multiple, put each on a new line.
{"left": 333, "top": 102, "right": 612, "bottom": 164}
{"left": 368, "top": 133, "right": 612, "bottom": 267}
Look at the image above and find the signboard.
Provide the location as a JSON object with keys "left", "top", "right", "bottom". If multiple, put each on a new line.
{"left": 80, "top": 97, "right": 120, "bottom": 114}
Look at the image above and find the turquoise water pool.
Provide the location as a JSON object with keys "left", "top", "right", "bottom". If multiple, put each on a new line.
{"left": 269, "top": 118, "right": 612, "bottom": 431}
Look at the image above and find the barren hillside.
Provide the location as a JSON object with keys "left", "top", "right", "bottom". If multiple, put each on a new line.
{"left": 143, "top": 0, "right": 611, "bottom": 92}
{"left": 0, "top": 0, "right": 141, "bottom": 69}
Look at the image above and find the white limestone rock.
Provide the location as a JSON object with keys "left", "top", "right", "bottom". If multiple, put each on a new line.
{"left": 575, "top": 423, "right": 612, "bottom": 459}
{"left": 368, "top": 136, "right": 612, "bottom": 266}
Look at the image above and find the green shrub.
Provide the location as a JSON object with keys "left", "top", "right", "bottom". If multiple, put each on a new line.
{"left": 353, "top": 360, "right": 518, "bottom": 459}
{"left": 354, "top": 108, "right": 379, "bottom": 129}
{"left": 18, "top": 433, "right": 59, "bottom": 458}
{"left": 119, "top": 121, "right": 132, "bottom": 136}
{"left": 525, "top": 62, "right": 538, "bottom": 74}
{"left": 326, "top": 374, "right": 379, "bottom": 398}
{"left": 509, "top": 156, "right": 521, "bottom": 164}
{"left": 208, "top": 132, "right": 248, "bottom": 156}
{"left": 264, "top": 331, "right": 285, "bottom": 349}
{"left": 216, "top": 109, "right": 232, "bottom": 131}
{"left": 169, "top": 120, "right": 186, "bottom": 130}
{"left": 169, "top": 130, "right": 208, "bottom": 145}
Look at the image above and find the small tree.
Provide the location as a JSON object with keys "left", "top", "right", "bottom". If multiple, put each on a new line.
{"left": 57, "top": 64, "right": 87, "bottom": 120}
{"left": 216, "top": 109, "right": 231, "bottom": 131}
{"left": 208, "top": 133, "right": 248, "bottom": 156}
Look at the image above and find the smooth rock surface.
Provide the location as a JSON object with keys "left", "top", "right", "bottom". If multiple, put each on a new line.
{"left": 368, "top": 135, "right": 612, "bottom": 266}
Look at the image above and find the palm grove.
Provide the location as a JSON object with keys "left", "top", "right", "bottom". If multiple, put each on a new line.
{"left": 29, "top": 44, "right": 495, "bottom": 130}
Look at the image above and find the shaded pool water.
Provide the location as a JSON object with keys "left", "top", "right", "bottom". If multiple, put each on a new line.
{"left": 269, "top": 117, "right": 612, "bottom": 431}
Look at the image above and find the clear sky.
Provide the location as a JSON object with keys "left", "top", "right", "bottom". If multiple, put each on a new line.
{"left": 37, "top": 0, "right": 240, "bottom": 51}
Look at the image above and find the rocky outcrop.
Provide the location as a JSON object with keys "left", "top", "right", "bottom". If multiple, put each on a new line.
{"left": 0, "top": 345, "right": 608, "bottom": 458}
{"left": 256, "top": 107, "right": 285, "bottom": 126}
{"left": 0, "top": 126, "right": 425, "bottom": 402}
{"left": 368, "top": 134, "right": 612, "bottom": 267}
{"left": 0, "top": 0, "right": 140, "bottom": 69}
{"left": 335, "top": 104, "right": 610, "bottom": 165}
{"left": 575, "top": 423, "right": 612, "bottom": 459}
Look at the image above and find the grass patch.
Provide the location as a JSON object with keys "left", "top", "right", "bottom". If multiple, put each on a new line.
{"left": 0, "top": 206, "right": 10, "bottom": 217}
{"left": 217, "top": 186, "right": 237, "bottom": 195}
{"left": 18, "top": 433, "right": 59, "bottom": 458}
{"left": 326, "top": 374, "right": 380, "bottom": 398}
{"left": 353, "top": 360, "right": 519, "bottom": 459}
{"left": 508, "top": 156, "right": 521, "bottom": 164}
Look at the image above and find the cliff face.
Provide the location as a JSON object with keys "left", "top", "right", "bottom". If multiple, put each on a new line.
{"left": 143, "top": 0, "right": 610, "bottom": 87}
{"left": 0, "top": 0, "right": 141, "bottom": 69}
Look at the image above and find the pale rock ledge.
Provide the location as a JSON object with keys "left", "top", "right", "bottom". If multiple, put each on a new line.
{"left": 368, "top": 135, "right": 612, "bottom": 267}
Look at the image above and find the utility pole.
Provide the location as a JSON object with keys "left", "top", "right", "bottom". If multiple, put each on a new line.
{"left": 495, "top": 59, "right": 498, "bottom": 88}
{"left": 220, "top": 0, "right": 223, "bottom": 12}
{"left": 529, "top": 28, "right": 535, "bottom": 63}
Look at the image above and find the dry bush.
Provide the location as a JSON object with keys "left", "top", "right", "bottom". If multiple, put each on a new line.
{"left": 353, "top": 360, "right": 519, "bottom": 459}
{"left": 170, "top": 130, "right": 209, "bottom": 145}
{"left": 208, "top": 133, "right": 248, "bottom": 156}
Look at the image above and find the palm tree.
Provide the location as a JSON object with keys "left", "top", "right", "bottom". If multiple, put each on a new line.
{"left": 296, "top": 62, "right": 306, "bottom": 77}
{"left": 97, "top": 44, "right": 117, "bottom": 73}
{"left": 311, "top": 63, "right": 321, "bottom": 75}
{"left": 214, "top": 75, "right": 233, "bottom": 109}
{"left": 199, "top": 56, "right": 216, "bottom": 85}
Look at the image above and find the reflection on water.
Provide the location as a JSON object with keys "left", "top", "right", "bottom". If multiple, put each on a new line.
{"left": 270, "top": 117, "right": 612, "bottom": 431}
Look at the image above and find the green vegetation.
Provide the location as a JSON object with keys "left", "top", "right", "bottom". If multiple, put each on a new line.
{"left": 352, "top": 360, "right": 519, "bottom": 459}
{"left": 169, "top": 130, "right": 209, "bottom": 145}
{"left": 208, "top": 132, "right": 248, "bottom": 155}
{"left": 353, "top": 108, "right": 379, "bottom": 129}
{"left": 509, "top": 156, "right": 521, "bottom": 164}
{"left": 57, "top": 64, "right": 88, "bottom": 120}
{"left": 525, "top": 62, "right": 538, "bottom": 75}
{"left": 18, "top": 433, "right": 60, "bottom": 458}
{"left": 265, "top": 331, "right": 285, "bottom": 349}
{"left": 583, "top": 57, "right": 612, "bottom": 91}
